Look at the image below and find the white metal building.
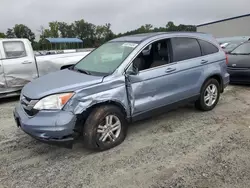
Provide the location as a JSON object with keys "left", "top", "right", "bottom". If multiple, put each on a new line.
{"left": 197, "top": 14, "right": 250, "bottom": 38}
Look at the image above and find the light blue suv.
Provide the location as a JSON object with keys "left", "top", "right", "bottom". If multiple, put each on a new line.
{"left": 13, "top": 32, "right": 230, "bottom": 151}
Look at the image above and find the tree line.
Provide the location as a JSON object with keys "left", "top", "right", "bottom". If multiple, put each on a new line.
{"left": 0, "top": 19, "right": 196, "bottom": 50}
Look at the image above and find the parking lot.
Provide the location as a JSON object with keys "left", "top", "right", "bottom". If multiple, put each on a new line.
{"left": 0, "top": 85, "right": 250, "bottom": 188}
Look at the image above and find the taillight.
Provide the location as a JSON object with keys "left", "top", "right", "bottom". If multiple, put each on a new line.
{"left": 213, "top": 36, "right": 228, "bottom": 65}
{"left": 218, "top": 42, "right": 228, "bottom": 65}
{"left": 225, "top": 53, "right": 228, "bottom": 64}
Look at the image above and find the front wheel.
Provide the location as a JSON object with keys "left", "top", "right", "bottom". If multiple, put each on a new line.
{"left": 195, "top": 78, "right": 220, "bottom": 111}
{"left": 83, "top": 105, "right": 128, "bottom": 151}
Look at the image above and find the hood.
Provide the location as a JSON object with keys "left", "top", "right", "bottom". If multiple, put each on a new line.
{"left": 227, "top": 54, "right": 250, "bottom": 68}
{"left": 22, "top": 69, "right": 103, "bottom": 99}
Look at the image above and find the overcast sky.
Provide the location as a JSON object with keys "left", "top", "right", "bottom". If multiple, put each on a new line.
{"left": 0, "top": 0, "right": 249, "bottom": 37}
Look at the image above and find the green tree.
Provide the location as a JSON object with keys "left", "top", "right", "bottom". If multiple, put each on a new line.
{"left": 32, "top": 19, "right": 197, "bottom": 50}
{"left": 5, "top": 24, "right": 35, "bottom": 41}
{"left": 12, "top": 24, "right": 35, "bottom": 41}
{"left": 39, "top": 22, "right": 60, "bottom": 39}
{"left": 6, "top": 28, "right": 15, "bottom": 38}
{"left": 94, "top": 23, "right": 115, "bottom": 46}
{"left": 145, "top": 24, "right": 153, "bottom": 31}
{"left": 58, "top": 22, "right": 74, "bottom": 37}
{"left": 73, "top": 19, "right": 97, "bottom": 47}
{"left": 0, "top": 32, "right": 5, "bottom": 38}
{"left": 166, "top": 21, "right": 176, "bottom": 31}
{"left": 48, "top": 21, "right": 60, "bottom": 37}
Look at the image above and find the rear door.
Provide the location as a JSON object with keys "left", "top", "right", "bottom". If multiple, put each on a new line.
{"left": 1, "top": 40, "right": 38, "bottom": 89}
{"left": 169, "top": 37, "right": 205, "bottom": 99}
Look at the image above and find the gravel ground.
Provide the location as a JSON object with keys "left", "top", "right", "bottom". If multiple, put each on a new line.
{"left": 1, "top": 85, "right": 250, "bottom": 188}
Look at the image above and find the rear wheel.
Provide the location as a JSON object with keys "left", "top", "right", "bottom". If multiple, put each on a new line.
{"left": 83, "top": 105, "right": 128, "bottom": 151}
{"left": 195, "top": 78, "right": 220, "bottom": 111}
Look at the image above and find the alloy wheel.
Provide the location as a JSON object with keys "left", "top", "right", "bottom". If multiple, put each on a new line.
{"left": 204, "top": 84, "right": 218, "bottom": 107}
{"left": 97, "top": 115, "right": 121, "bottom": 143}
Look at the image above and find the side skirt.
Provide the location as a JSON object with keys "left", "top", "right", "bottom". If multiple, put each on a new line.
{"left": 131, "top": 95, "right": 200, "bottom": 122}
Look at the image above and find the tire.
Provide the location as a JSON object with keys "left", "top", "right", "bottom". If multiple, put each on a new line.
{"left": 195, "top": 78, "right": 220, "bottom": 111}
{"left": 83, "top": 105, "right": 128, "bottom": 151}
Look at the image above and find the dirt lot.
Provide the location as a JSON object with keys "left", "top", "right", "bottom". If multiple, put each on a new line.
{"left": 0, "top": 85, "right": 250, "bottom": 188}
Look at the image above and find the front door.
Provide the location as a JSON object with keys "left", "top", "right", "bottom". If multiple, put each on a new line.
{"left": 1, "top": 40, "right": 37, "bottom": 90}
{"left": 125, "top": 38, "right": 180, "bottom": 118}
{"left": 127, "top": 63, "right": 180, "bottom": 117}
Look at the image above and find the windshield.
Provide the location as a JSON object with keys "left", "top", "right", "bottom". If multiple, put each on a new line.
{"left": 74, "top": 41, "right": 139, "bottom": 76}
{"left": 224, "top": 42, "right": 242, "bottom": 52}
{"left": 231, "top": 42, "right": 250, "bottom": 54}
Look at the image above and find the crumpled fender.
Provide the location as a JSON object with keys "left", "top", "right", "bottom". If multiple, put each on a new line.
{"left": 63, "top": 75, "right": 132, "bottom": 118}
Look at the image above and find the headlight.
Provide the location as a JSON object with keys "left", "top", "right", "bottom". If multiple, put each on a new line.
{"left": 33, "top": 93, "right": 74, "bottom": 110}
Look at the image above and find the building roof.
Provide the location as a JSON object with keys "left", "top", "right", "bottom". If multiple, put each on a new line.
{"left": 197, "top": 13, "right": 250, "bottom": 27}
{"left": 45, "top": 38, "right": 83, "bottom": 43}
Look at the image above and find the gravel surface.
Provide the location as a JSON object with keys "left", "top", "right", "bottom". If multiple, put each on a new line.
{"left": 1, "top": 85, "right": 250, "bottom": 188}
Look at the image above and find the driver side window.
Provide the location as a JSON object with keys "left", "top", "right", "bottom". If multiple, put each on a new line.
{"left": 131, "top": 39, "right": 171, "bottom": 72}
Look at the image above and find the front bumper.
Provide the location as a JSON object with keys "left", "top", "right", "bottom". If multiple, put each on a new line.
{"left": 227, "top": 67, "right": 250, "bottom": 84}
{"left": 13, "top": 103, "right": 77, "bottom": 148}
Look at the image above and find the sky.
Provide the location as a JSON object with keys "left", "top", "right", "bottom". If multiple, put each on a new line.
{"left": 0, "top": 0, "right": 249, "bottom": 37}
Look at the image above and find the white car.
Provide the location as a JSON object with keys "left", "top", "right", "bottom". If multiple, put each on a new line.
{"left": 0, "top": 38, "right": 92, "bottom": 98}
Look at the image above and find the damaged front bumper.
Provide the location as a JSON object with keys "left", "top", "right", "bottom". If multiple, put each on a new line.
{"left": 13, "top": 103, "right": 77, "bottom": 148}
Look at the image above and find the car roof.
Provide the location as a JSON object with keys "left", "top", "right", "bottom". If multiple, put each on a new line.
{"left": 0, "top": 38, "right": 30, "bottom": 42}
{"left": 110, "top": 32, "right": 213, "bottom": 43}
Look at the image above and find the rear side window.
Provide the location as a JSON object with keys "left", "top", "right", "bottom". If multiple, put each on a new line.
{"left": 198, "top": 39, "right": 219, "bottom": 55}
{"left": 171, "top": 37, "right": 201, "bottom": 62}
{"left": 3, "top": 41, "right": 27, "bottom": 59}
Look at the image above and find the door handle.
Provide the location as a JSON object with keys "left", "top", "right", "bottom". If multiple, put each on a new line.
{"left": 22, "top": 61, "right": 32, "bottom": 64}
{"left": 165, "top": 67, "right": 176, "bottom": 73}
{"left": 201, "top": 60, "right": 208, "bottom": 64}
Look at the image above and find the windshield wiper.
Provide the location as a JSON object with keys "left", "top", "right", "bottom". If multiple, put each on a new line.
{"left": 230, "top": 53, "right": 250, "bottom": 55}
{"left": 72, "top": 67, "right": 91, "bottom": 75}
{"left": 229, "top": 52, "right": 250, "bottom": 55}
{"left": 239, "top": 53, "right": 250, "bottom": 55}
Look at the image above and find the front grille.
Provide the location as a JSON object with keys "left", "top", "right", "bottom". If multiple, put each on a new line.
{"left": 20, "top": 94, "right": 39, "bottom": 116}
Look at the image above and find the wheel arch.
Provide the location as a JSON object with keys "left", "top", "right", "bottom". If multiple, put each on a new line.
{"left": 202, "top": 74, "right": 223, "bottom": 93}
{"left": 76, "top": 100, "right": 129, "bottom": 126}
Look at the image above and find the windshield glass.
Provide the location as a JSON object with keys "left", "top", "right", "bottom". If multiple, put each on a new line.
{"left": 224, "top": 42, "right": 242, "bottom": 52}
{"left": 231, "top": 42, "right": 250, "bottom": 54}
{"left": 74, "top": 41, "right": 139, "bottom": 75}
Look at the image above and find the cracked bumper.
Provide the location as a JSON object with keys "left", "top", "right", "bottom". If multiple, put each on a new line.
{"left": 13, "top": 103, "right": 77, "bottom": 148}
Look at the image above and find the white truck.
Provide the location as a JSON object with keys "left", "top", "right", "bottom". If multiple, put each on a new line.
{"left": 0, "top": 38, "right": 92, "bottom": 98}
